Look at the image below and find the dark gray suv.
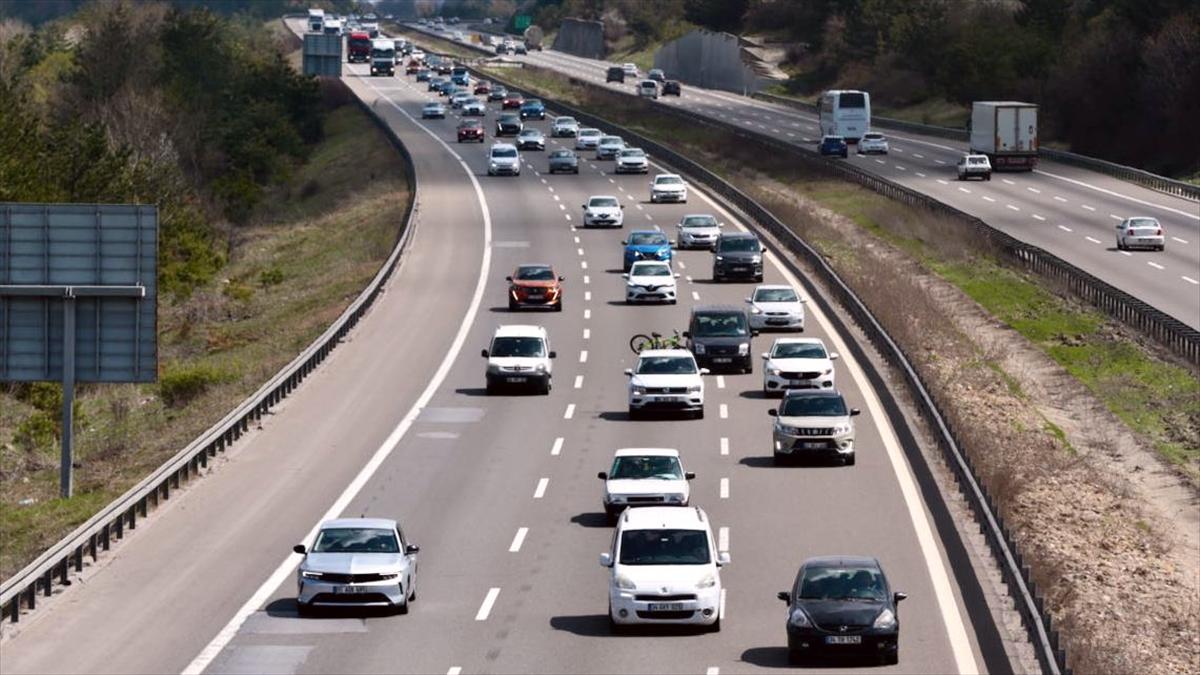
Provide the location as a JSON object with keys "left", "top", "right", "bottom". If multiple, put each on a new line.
{"left": 712, "top": 232, "right": 765, "bottom": 282}
{"left": 684, "top": 305, "right": 758, "bottom": 373}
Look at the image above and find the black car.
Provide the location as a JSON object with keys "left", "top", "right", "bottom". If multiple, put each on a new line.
{"left": 548, "top": 149, "right": 579, "bottom": 174}
{"left": 777, "top": 556, "right": 905, "bottom": 665}
{"left": 662, "top": 80, "right": 681, "bottom": 96}
{"left": 712, "top": 232, "right": 765, "bottom": 282}
{"left": 684, "top": 305, "right": 757, "bottom": 373}
{"left": 606, "top": 66, "right": 625, "bottom": 83}
{"left": 495, "top": 113, "right": 523, "bottom": 136}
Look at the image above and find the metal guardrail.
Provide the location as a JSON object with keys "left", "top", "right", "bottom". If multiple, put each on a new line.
{"left": 468, "top": 60, "right": 1076, "bottom": 674}
{"left": 0, "top": 89, "right": 421, "bottom": 629}
{"left": 752, "top": 92, "right": 1200, "bottom": 201}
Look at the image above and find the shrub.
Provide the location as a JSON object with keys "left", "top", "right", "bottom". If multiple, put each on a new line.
{"left": 159, "top": 364, "right": 226, "bottom": 408}
{"left": 15, "top": 412, "right": 57, "bottom": 452}
{"left": 258, "top": 266, "right": 284, "bottom": 287}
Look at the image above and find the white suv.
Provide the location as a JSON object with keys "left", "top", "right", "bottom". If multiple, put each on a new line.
{"left": 624, "top": 260, "right": 678, "bottom": 304}
{"left": 600, "top": 506, "right": 728, "bottom": 632}
{"left": 650, "top": 173, "right": 688, "bottom": 203}
{"left": 598, "top": 448, "right": 694, "bottom": 520}
{"left": 482, "top": 325, "right": 556, "bottom": 394}
{"left": 487, "top": 143, "right": 521, "bottom": 176}
{"left": 761, "top": 337, "right": 837, "bottom": 396}
{"left": 625, "top": 349, "right": 707, "bottom": 419}
{"left": 582, "top": 195, "right": 624, "bottom": 228}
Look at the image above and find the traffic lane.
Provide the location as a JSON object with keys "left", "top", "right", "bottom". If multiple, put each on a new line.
{"left": 0, "top": 58, "right": 489, "bottom": 675}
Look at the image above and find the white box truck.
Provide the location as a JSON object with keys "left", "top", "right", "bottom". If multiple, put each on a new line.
{"left": 308, "top": 8, "right": 324, "bottom": 33}
{"left": 370, "top": 39, "right": 396, "bottom": 76}
{"left": 970, "top": 101, "right": 1038, "bottom": 171}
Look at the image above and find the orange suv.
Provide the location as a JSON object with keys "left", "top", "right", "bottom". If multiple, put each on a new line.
{"left": 507, "top": 264, "right": 564, "bottom": 311}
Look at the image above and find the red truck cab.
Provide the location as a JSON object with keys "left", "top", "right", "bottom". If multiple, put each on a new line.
{"left": 347, "top": 32, "right": 371, "bottom": 63}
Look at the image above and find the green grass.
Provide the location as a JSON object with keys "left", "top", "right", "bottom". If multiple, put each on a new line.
{"left": 874, "top": 98, "right": 970, "bottom": 129}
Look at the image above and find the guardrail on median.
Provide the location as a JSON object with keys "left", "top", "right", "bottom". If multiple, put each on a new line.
{"left": 467, "top": 61, "right": 1074, "bottom": 674}
{"left": 752, "top": 91, "right": 1200, "bottom": 201}
{"left": 0, "top": 84, "right": 421, "bottom": 630}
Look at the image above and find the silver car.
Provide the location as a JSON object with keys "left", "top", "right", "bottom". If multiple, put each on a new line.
{"left": 552, "top": 116, "right": 580, "bottom": 137}
{"left": 769, "top": 390, "right": 858, "bottom": 466}
{"left": 596, "top": 135, "right": 625, "bottom": 160}
{"left": 857, "top": 132, "right": 889, "bottom": 155}
{"left": 294, "top": 518, "right": 420, "bottom": 614}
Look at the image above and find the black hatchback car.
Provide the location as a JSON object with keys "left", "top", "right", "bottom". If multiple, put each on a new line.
{"left": 495, "top": 113, "right": 523, "bottom": 136}
{"left": 662, "top": 80, "right": 682, "bottom": 96}
{"left": 684, "top": 304, "right": 757, "bottom": 373}
{"left": 606, "top": 66, "right": 625, "bottom": 83}
{"left": 712, "top": 232, "right": 765, "bottom": 282}
{"left": 548, "top": 149, "right": 579, "bottom": 174}
{"left": 777, "top": 556, "right": 906, "bottom": 665}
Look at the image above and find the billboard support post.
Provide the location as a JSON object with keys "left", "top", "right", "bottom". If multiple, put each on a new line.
{"left": 61, "top": 294, "right": 75, "bottom": 498}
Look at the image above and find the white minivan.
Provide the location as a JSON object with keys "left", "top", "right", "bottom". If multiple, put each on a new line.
{"left": 482, "top": 325, "right": 555, "bottom": 393}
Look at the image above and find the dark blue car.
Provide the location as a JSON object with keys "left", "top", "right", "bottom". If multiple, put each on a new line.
{"left": 519, "top": 99, "right": 546, "bottom": 120}
{"left": 622, "top": 230, "right": 673, "bottom": 271}
{"left": 818, "top": 135, "right": 848, "bottom": 158}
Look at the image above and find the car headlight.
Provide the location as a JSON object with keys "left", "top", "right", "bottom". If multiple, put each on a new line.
{"left": 832, "top": 423, "right": 853, "bottom": 435}
{"left": 535, "top": 363, "right": 546, "bottom": 372}
{"left": 873, "top": 608, "right": 897, "bottom": 630}
{"left": 615, "top": 574, "right": 637, "bottom": 590}
{"left": 789, "top": 607, "right": 812, "bottom": 627}
{"left": 657, "top": 250, "right": 669, "bottom": 258}
{"left": 667, "top": 493, "right": 687, "bottom": 503}
{"left": 738, "top": 343, "right": 749, "bottom": 356}
{"left": 750, "top": 307, "right": 762, "bottom": 314}
{"left": 694, "top": 344, "right": 706, "bottom": 355}
{"left": 696, "top": 573, "right": 717, "bottom": 589}
{"left": 688, "top": 384, "right": 702, "bottom": 393}
{"left": 486, "top": 364, "right": 501, "bottom": 374}
{"left": 301, "top": 570, "right": 322, "bottom": 580}
{"left": 750, "top": 256, "right": 762, "bottom": 264}
{"left": 822, "top": 368, "right": 833, "bottom": 376}
{"left": 768, "top": 367, "right": 781, "bottom": 376}
{"left": 775, "top": 422, "right": 799, "bottom": 435}
{"left": 626, "top": 281, "right": 638, "bottom": 288}
{"left": 377, "top": 573, "right": 398, "bottom": 581}
{"left": 632, "top": 386, "right": 647, "bottom": 396}
{"left": 714, "top": 256, "right": 724, "bottom": 262}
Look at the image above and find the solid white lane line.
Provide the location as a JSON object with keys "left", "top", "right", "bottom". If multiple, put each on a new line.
{"left": 1035, "top": 168, "right": 1200, "bottom": 221}
{"left": 1148, "top": 261, "right": 1165, "bottom": 270}
{"left": 584, "top": 309, "right": 591, "bottom": 319}
{"left": 184, "top": 77, "right": 497, "bottom": 675}
{"left": 574, "top": 375, "right": 584, "bottom": 389}
{"left": 551, "top": 437, "right": 564, "bottom": 456}
{"left": 475, "top": 588, "right": 501, "bottom": 620}
{"left": 1085, "top": 236, "right": 1102, "bottom": 244}
{"left": 579, "top": 350, "right": 588, "bottom": 363}
{"left": 692, "top": 291, "right": 701, "bottom": 300}
{"left": 1058, "top": 225, "right": 1073, "bottom": 232}
{"left": 982, "top": 196, "right": 996, "bottom": 203}
{"left": 720, "top": 437, "right": 729, "bottom": 455}
{"left": 1183, "top": 276, "right": 1199, "bottom": 285}
{"left": 1032, "top": 214, "right": 1046, "bottom": 221}
{"left": 533, "top": 478, "right": 549, "bottom": 498}
{"left": 509, "top": 528, "right": 529, "bottom": 552}
{"left": 1053, "top": 195, "right": 1068, "bottom": 202}
{"left": 563, "top": 404, "right": 575, "bottom": 420}
{"left": 1172, "top": 237, "right": 1189, "bottom": 244}
{"left": 716, "top": 375, "right": 725, "bottom": 389}
{"left": 718, "top": 527, "right": 729, "bottom": 552}
{"left": 719, "top": 478, "right": 729, "bottom": 499}
{"left": 1006, "top": 204, "right": 1021, "bottom": 211}
{"left": 1081, "top": 204, "right": 1096, "bottom": 211}
{"left": 719, "top": 403, "right": 728, "bottom": 419}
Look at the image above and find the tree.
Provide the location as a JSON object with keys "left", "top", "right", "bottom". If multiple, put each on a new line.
{"left": 684, "top": 0, "right": 748, "bottom": 33}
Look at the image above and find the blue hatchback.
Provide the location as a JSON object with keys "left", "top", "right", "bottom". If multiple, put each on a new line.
{"left": 819, "top": 135, "right": 848, "bottom": 158}
{"left": 622, "top": 230, "right": 673, "bottom": 271}
{"left": 519, "top": 99, "right": 546, "bottom": 120}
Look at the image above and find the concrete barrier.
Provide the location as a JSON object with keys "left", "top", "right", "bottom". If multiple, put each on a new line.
{"left": 654, "top": 29, "right": 774, "bottom": 95}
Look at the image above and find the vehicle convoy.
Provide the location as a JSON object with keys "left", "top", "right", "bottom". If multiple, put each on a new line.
{"left": 599, "top": 449, "right": 695, "bottom": 519}
{"left": 495, "top": 114, "right": 523, "bottom": 137}
{"left": 294, "top": 518, "right": 419, "bottom": 615}
{"left": 517, "top": 128, "right": 546, "bottom": 151}
{"left": 650, "top": 173, "right": 689, "bottom": 203}
{"left": 970, "top": 101, "right": 1039, "bottom": 171}
{"left": 596, "top": 135, "right": 626, "bottom": 160}
{"left": 601, "top": 506, "right": 728, "bottom": 631}
{"left": 624, "top": 260, "right": 680, "bottom": 304}
{"left": 761, "top": 337, "right": 837, "bottom": 395}
{"left": 307, "top": 7, "right": 324, "bottom": 32}
{"left": 519, "top": 99, "right": 547, "bottom": 120}
{"left": 626, "top": 350, "right": 706, "bottom": 419}
{"left": 482, "top": 325, "right": 556, "bottom": 394}
{"left": 421, "top": 102, "right": 446, "bottom": 119}
{"left": 551, "top": 116, "right": 579, "bottom": 137}
{"left": 576, "top": 128, "right": 603, "bottom": 150}
{"left": 487, "top": 143, "right": 521, "bottom": 175}
{"left": 685, "top": 304, "right": 757, "bottom": 373}
{"left": 456, "top": 119, "right": 484, "bottom": 143}
{"left": 369, "top": 39, "right": 396, "bottom": 76}
{"left": 819, "top": 89, "right": 871, "bottom": 143}
{"left": 506, "top": 264, "right": 564, "bottom": 310}
{"left": 778, "top": 556, "right": 905, "bottom": 665}
{"left": 616, "top": 148, "right": 649, "bottom": 174}
{"left": 548, "top": 149, "right": 579, "bottom": 174}
{"left": 769, "top": 389, "right": 859, "bottom": 465}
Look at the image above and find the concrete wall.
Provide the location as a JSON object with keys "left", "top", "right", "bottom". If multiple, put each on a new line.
{"left": 552, "top": 18, "right": 605, "bottom": 60}
{"left": 654, "top": 30, "right": 767, "bottom": 95}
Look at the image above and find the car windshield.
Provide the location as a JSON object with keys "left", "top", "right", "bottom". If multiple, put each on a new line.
{"left": 630, "top": 263, "right": 671, "bottom": 277}
{"left": 693, "top": 312, "right": 748, "bottom": 337}
{"left": 798, "top": 565, "right": 887, "bottom": 601}
{"left": 755, "top": 288, "right": 798, "bottom": 302}
{"left": 780, "top": 395, "right": 847, "bottom": 416}
{"left": 610, "top": 455, "right": 683, "bottom": 480}
{"left": 580, "top": 129, "right": 600, "bottom": 137}
{"left": 519, "top": 130, "right": 540, "bottom": 137}
{"left": 492, "top": 148, "right": 517, "bottom": 158}
{"left": 424, "top": 104, "right": 442, "bottom": 110}
{"left": 490, "top": 336, "right": 545, "bottom": 357}
{"left": 682, "top": 215, "right": 717, "bottom": 228}
{"left": 620, "top": 149, "right": 645, "bottom": 157}
{"left": 619, "top": 529, "right": 710, "bottom": 565}
{"left": 629, "top": 233, "right": 667, "bottom": 246}
{"left": 719, "top": 237, "right": 761, "bottom": 253}
{"left": 590, "top": 197, "right": 618, "bottom": 207}
{"left": 311, "top": 528, "right": 399, "bottom": 553}
{"left": 636, "top": 356, "right": 696, "bottom": 374}
{"left": 556, "top": 117, "right": 576, "bottom": 125}
{"left": 600, "top": 137, "right": 622, "bottom": 146}
{"left": 515, "top": 266, "right": 554, "bottom": 281}
{"left": 656, "top": 176, "right": 683, "bottom": 185}
{"left": 551, "top": 150, "right": 573, "bottom": 158}
{"left": 772, "top": 342, "right": 826, "bottom": 359}
{"left": 460, "top": 121, "right": 481, "bottom": 128}
{"left": 523, "top": 100, "right": 542, "bottom": 107}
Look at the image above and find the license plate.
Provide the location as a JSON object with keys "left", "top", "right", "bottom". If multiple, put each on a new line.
{"left": 825, "top": 635, "right": 862, "bottom": 645}
{"left": 648, "top": 603, "right": 685, "bottom": 611}
{"left": 801, "top": 442, "right": 827, "bottom": 449}
{"left": 336, "top": 586, "right": 371, "bottom": 594}
{"left": 507, "top": 376, "right": 528, "bottom": 383}
{"left": 731, "top": 267, "right": 748, "bottom": 272}
{"left": 767, "top": 319, "right": 789, "bottom": 325}
{"left": 713, "top": 357, "right": 733, "bottom": 363}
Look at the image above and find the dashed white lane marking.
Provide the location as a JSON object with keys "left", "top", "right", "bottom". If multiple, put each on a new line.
{"left": 583, "top": 328, "right": 590, "bottom": 339}
{"left": 719, "top": 477, "right": 729, "bottom": 498}
{"left": 540, "top": 178, "right": 547, "bottom": 184}
{"left": 786, "top": 132, "right": 795, "bottom": 137}
{"left": 551, "top": 437, "right": 564, "bottom": 456}
{"left": 1081, "top": 204, "right": 1096, "bottom": 211}
{"left": 692, "top": 291, "right": 701, "bottom": 300}
{"left": 577, "top": 247, "right": 585, "bottom": 256}
{"left": 1027, "top": 187, "right": 1041, "bottom": 194}
{"left": 635, "top": 204, "right": 644, "bottom": 210}
{"left": 574, "top": 236, "right": 580, "bottom": 243}
{"left": 574, "top": 375, "right": 584, "bottom": 388}
{"left": 553, "top": 195, "right": 560, "bottom": 202}
{"left": 716, "top": 375, "right": 725, "bottom": 389}
{"left": 935, "top": 159, "right": 947, "bottom": 165}
{"left": 719, "top": 403, "right": 728, "bottom": 419}
{"left": 718, "top": 527, "right": 729, "bottom": 552}
{"left": 617, "top": 186, "right": 625, "bottom": 192}
{"left": 563, "top": 404, "right": 575, "bottom": 420}
{"left": 581, "top": 260, "right": 588, "bottom": 269}
{"left": 558, "top": 203, "right": 566, "bottom": 210}
{"left": 678, "top": 261, "right": 686, "bottom": 269}
{"left": 547, "top": 186, "right": 555, "bottom": 193}
{"left": 915, "top": 172, "right": 926, "bottom": 178}
{"left": 533, "top": 478, "right": 549, "bottom": 498}
{"left": 448, "top": 668, "right": 462, "bottom": 675}
{"left": 937, "top": 179, "right": 949, "bottom": 185}
{"left": 584, "top": 309, "right": 591, "bottom": 319}
{"left": 509, "top": 528, "right": 529, "bottom": 552}
{"left": 1120, "top": 251, "right": 1133, "bottom": 257}
{"left": 720, "top": 437, "right": 729, "bottom": 455}
{"left": 1148, "top": 261, "right": 1165, "bottom": 270}
{"left": 584, "top": 274, "right": 590, "bottom": 284}
{"left": 958, "top": 187, "right": 971, "bottom": 194}
{"left": 1183, "top": 276, "right": 1199, "bottom": 285}
{"left": 1006, "top": 204, "right": 1021, "bottom": 211}
{"left": 645, "top": 214, "right": 652, "bottom": 220}
{"left": 982, "top": 196, "right": 996, "bottom": 202}
{"left": 1172, "top": 237, "right": 1189, "bottom": 244}
{"left": 874, "top": 159, "right": 885, "bottom": 165}
{"left": 912, "top": 153, "right": 924, "bottom": 159}
{"left": 579, "top": 350, "right": 588, "bottom": 363}
{"left": 475, "top": 588, "right": 501, "bottom": 620}
{"left": 1001, "top": 178, "right": 1015, "bottom": 185}
{"left": 1109, "top": 214, "right": 1123, "bottom": 221}
{"left": 895, "top": 165, "right": 907, "bottom": 171}
{"left": 584, "top": 291, "right": 592, "bottom": 301}
{"left": 608, "top": 178, "right": 615, "bottom": 183}
{"left": 1058, "top": 225, "right": 1073, "bottom": 232}
{"left": 685, "top": 275, "right": 694, "bottom": 283}
{"left": 1054, "top": 195, "right": 1068, "bottom": 202}
{"left": 1085, "top": 236, "right": 1102, "bottom": 244}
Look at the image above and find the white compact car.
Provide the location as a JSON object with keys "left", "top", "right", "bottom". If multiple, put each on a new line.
{"left": 596, "top": 135, "right": 626, "bottom": 160}
{"left": 650, "top": 173, "right": 688, "bottom": 203}
{"left": 747, "top": 285, "right": 806, "bottom": 331}
{"left": 761, "top": 337, "right": 837, "bottom": 396}
{"left": 576, "top": 127, "right": 603, "bottom": 150}
{"left": 552, "top": 116, "right": 580, "bottom": 137}
{"left": 487, "top": 143, "right": 521, "bottom": 176}
{"left": 624, "top": 260, "right": 679, "bottom": 304}
{"left": 601, "top": 506, "right": 727, "bottom": 632}
{"left": 482, "top": 324, "right": 556, "bottom": 393}
{"left": 461, "top": 99, "right": 486, "bottom": 116}
{"left": 857, "top": 131, "right": 889, "bottom": 155}
{"left": 1115, "top": 217, "right": 1165, "bottom": 251}
{"left": 294, "top": 518, "right": 419, "bottom": 615}
{"left": 626, "top": 349, "right": 707, "bottom": 419}
{"left": 676, "top": 214, "right": 722, "bottom": 249}
{"left": 622, "top": 62, "right": 639, "bottom": 78}
{"left": 582, "top": 195, "right": 625, "bottom": 228}
{"left": 956, "top": 153, "right": 992, "bottom": 180}
{"left": 598, "top": 448, "right": 694, "bottom": 519}
{"left": 638, "top": 80, "right": 659, "bottom": 99}
{"left": 615, "top": 147, "right": 649, "bottom": 174}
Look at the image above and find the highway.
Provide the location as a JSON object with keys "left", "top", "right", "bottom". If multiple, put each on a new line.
{"left": 1, "top": 20, "right": 1013, "bottom": 674}
{"left": 416, "top": 25, "right": 1200, "bottom": 329}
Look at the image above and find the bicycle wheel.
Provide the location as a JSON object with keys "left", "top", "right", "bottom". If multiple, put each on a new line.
{"left": 630, "top": 334, "right": 654, "bottom": 354}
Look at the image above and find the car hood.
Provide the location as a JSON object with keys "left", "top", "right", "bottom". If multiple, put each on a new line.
{"left": 693, "top": 335, "right": 749, "bottom": 347}
{"left": 631, "top": 373, "right": 700, "bottom": 388}
{"left": 302, "top": 553, "right": 405, "bottom": 574}
{"left": 491, "top": 156, "right": 519, "bottom": 164}
{"left": 489, "top": 356, "right": 544, "bottom": 368}
{"left": 617, "top": 564, "right": 716, "bottom": 590}
{"left": 586, "top": 207, "right": 621, "bottom": 217}
{"left": 766, "top": 357, "right": 830, "bottom": 372}
{"left": 511, "top": 279, "right": 558, "bottom": 289}
{"left": 716, "top": 250, "right": 760, "bottom": 261}
{"left": 777, "top": 414, "right": 850, "bottom": 428}
{"left": 619, "top": 156, "right": 648, "bottom": 163}
{"left": 653, "top": 182, "right": 686, "bottom": 191}
{"left": 627, "top": 274, "right": 675, "bottom": 287}
{"left": 550, "top": 156, "right": 576, "bottom": 163}
{"left": 606, "top": 478, "right": 689, "bottom": 496}
{"left": 626, "top": 244, "right": 669, "bottom": 254}
{"left": 519, "top": 135, "right": 544, "bottom": 142}
{"left": 798, "top": 599, "right": 887, "bottom": 626}
{"left": 753, "top": 301, "right": 803, "bottom": 314}
{"left": 680, "top": 226, "right": 720, "bottom": 237}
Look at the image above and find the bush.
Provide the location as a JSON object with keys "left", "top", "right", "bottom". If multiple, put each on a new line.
{"left": 15, "top": 412, "right": 57, "bottom": 452}
{"left": 258, "top": 266, "right": 284, "bottom": 287}
{"left": 159, "top": 364, "right": 226, "bottom": 408}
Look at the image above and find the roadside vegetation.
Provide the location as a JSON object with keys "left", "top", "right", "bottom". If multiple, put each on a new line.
{"left": 0, "top": 6, "right": 411, "bottom": 579}
{"left": 475, "top": 61, "right": 1200, "bottom": 674}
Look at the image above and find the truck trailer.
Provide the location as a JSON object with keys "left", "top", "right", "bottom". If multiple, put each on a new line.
{"left": 370, "top": 39, "right": 396, "bottom": 76}
{"left": 969, "top": 101, "right": 1039, "bottom": 171}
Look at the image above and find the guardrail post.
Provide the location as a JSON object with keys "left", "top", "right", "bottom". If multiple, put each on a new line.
{"left": 74, "top": 545, "right": 83, "bottom": 572}
{"left": 8, "top": 597, "right": 17, "bottom": 623}
{"left": 25, "top": 585, "right": 34, "bottom": 611}
{"left": 42, "top": 569, "right": 52, "bottom": 597}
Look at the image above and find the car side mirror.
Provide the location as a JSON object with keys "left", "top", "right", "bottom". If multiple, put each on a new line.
{"left": 559, "top": 275, "right": 565, "bottom": 281}
{"left": 597, "top": 471, "right": 608, "bottom": 480}
{"left": 622, "top": 273, "right": 629, "bottom": 279}
{"left": 548, "top": 351, "right": 557, "bottom": 359}
{"left": 761, "top": 246, "right": 768, "bottom": 253}
{"left": 685, "top": 471, "right": 695, "bottom": 480}
{"left": 624, "top": 368, "right": 633, "bottom": 376}
{"left": 768, "top": 408, "right": 778, "bottom": 417}
{"left": 830, "top": 353, "right": 839, "bottom": 360}
{"left": 405, "top": 544, "right": 420, "bottom": 554}
{"left": 777, "top": 591, "right": 791, "bottom": 603}
{"left": 620, "top": 205, "right": 626, "bottom": 209}
{"left": 894, "top": 592, "right": 907, "bottom": 603}
{"left": 505, "top": 276, "right": 513, "bottom": 281}
{"left": 599, "top": 552, "right": 613, "bottom": 567}
{"left": 717, "top": 551, "right": 731, "bottom": 566}
{"left": 745, "top": 297, "right": 752, "bottom": 304}
{"left": 682, "top": 331, "right": 690, "bottom": 338}
{"left": 581, "top": 204, "right": 587, "bottom": 209}
{"left": 761, "top": 353, "right": 769, "bottom": 360}
{"left": 751, "top": 330, "right": 760, "bottom": 337}
{"left": 699, "top": 368, "right": 710, "bottom": 375}
{"left": 293, "top": 544, "right": 306, "bottom": 555}
{"left": 480, "top": 349, "right": 489, "bottom": 358}
{"left": 850, "top": 408, "right": 861, "bottom": 416}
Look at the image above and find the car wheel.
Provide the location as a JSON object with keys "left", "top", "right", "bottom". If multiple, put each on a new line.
{"left": 509, "top": 299, "right": 518, "bottom": 310}
{"left": 788, "top": 649, "right": 804, "bottom": 665}
{"left": 1116, "top": 239, "right": 1125, "bottom": 251}
{"left": 609, "top": 607, "right": 627, "bottom": 635}
{"left": 542, "top": 379, "right": 552, "bottom": 395}
{"left": 296, "top": 601, "right": 314, "bottom": 617}
{"left": 707, "top": 616, "right": 721, "bottom": 633}
{"left": 555, "top": 301, "right": 563, "bottom": 312}
{"left": 773, "top": 453, "right": 788, "bottom": 467}
{"left": 486, "top": 380, "right": 497, "bottom": 395}
{"left": 755, "top": 274, "right": 764, "bottom": 282}
{"left": 396, "top": 595, "right": 409, "bottom": 615}
{"left": 695, "top": 408, "right": 704, "bottom": 420}
{"left": 880, "top": 651, "right": 898, "bottom": 666}
{"left": 844, "top": 453, "right": 856, "bottom": 466}
{"left": 628, "top": 408, "right": 641, "bottom": 420}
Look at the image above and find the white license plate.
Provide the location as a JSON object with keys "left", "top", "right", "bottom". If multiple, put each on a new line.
{"left": 801, "top": 442, "right": 827, "bottom": 449}
{"left": 825, "top": 635, "right": 862, "bottom": 645}
{"left": 648, "top": 602, "right": 686, "bottom": 611}
{"left": 336, "top": 586, "right": 371, "bottom": 594}
{"left": 507, "top": 376, "right": 528, "bottom": 383}
{"left": 713, "top": 357, "right": 733, "bottom": 363}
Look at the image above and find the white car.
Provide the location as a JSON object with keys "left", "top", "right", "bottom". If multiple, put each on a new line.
{"left": 746, "top": 285, "right": 806, "bottom": 331}
{"left": 482, "top": 324, "right": 556, "bottom": 393}
{"left": 956, "top": 153, "right": 992, "bottom": 180}
{"left": 1115, "top": 217, "right": 1165, "bottom": 251}
{"left": 676, "top": 214, "right": 722, "bottom": 250}
{"left": 582, "top": 195, "right": 624, "bottom": 228}
{"left": 551, "top": 116, "right": 580, "bottom": 137}
{"left": 410, "top": 49, "right": 425, "bottom": 61}
{"left": 576, "top": 127, "right": 603, "bottom": 150}
{"left": 857, "top": 131, "right": 889, "bottom": 154}
{"left": 294, "top": 518, "right": 419, "bottom": 615}
{"left": 650, "top": 173, "right": 688, "bottom": 203}
{"left": 615, "top": 147, "right": 649, "bottom": 174}
{"left": 637, "top": 80, "right": 659, "bottom": 99}
{"left": 761, "top": 337, "right": 837, "bottom": 396}
{"left": 462, "top": 99, "right": 486, "bottom": 116}
{"left": 598, "top": 448, "right": 694, "bottom": 519}
{"left": 487, "top": 143, "right": 521, "bottom": 176}
{"left": 596, "top": 135, "right": 626, "bottom": 160}
{"left": 624, "top": 260, "right": 679, "bottom": 304}
{"left": 622, "top": 62, "right": 639, "bottom": 78}
{"left": 450, "top": 92, "right": 472, "bottom": 108}
{"left": 601, "top": 506, "right": 727, "bottom": 631}
{"left": 625, "top": 349, "right": 706, "bottom": 419}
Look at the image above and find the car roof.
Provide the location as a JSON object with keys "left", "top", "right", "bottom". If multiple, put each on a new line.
{"left": 620, "top": 506, "right": 708, "bottom": 529}
{"left": 516, "top": 263, "right": 553, "bottom": 270}
{"left": 588, "top": 194, "right": 619, "bottom": 200}
{"left": 802, "top": 555, "right": 881, "bottom": 569}
{"left": 637, "top": 348, "right": 694, "bottom": 359}
{"left": 493, "top": 324, "right": 547, "bottom": 338}
{"left": 628, "top": 229, "right": 666, "bottom": 237}
{"left": 614, "top": 447, "right": 680, "bottom": 457}
{"left": 321, "top": 517, "right": 397, "bottom": 530}
{"left": 772, "top": 336, "right": 825, "bottom": 347}
{"left": 490, "top": 143, "right": 517, "bottom": 151}
{"left": 691, "top": 303, "right": 746, "bottom": 314}
{"left": 782, "top": 388, "right": 843, "bottom": 400}
{"left": 755, "top": 284, "right": 794, "bottom": 292}
{"left": 655, "top": 173, "right": 682, "bottom": 180}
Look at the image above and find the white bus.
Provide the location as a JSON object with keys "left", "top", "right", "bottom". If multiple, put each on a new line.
{"left": 819, "top": 90, "right": 871, "bottom": 143}
{"left": 307, "top": 8, "right": 324, "bottom": 33}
